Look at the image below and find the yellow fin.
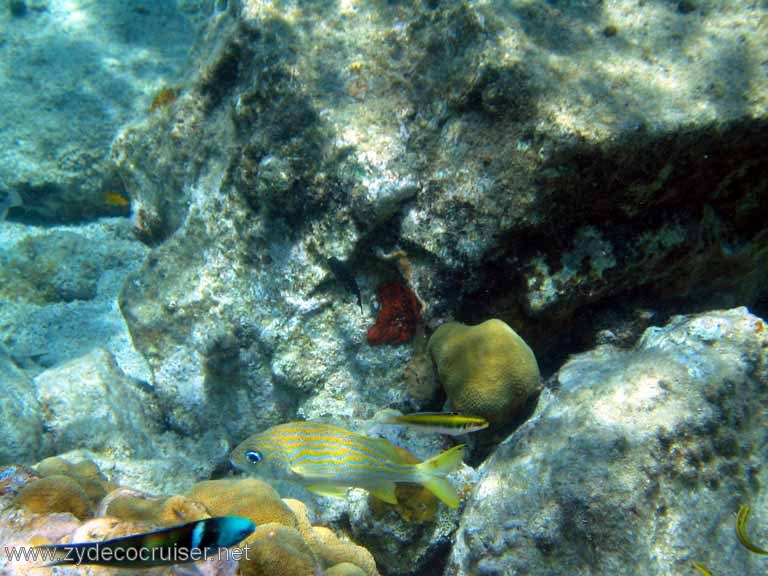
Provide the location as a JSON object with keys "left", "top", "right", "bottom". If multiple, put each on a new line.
{"left": 416, "top": 445, "right": 465, "bottom": 509}
{"left": 368, "top": 482, "right": 398, "bottom": 504}
{"left": 736, "top": 504, "right": 768, "bottom": 554}
{"left": 691, "top": 562, "right": 713, "bottom": 576}
{"left": 305, "top": 484, "right": 349, "bottom": 498}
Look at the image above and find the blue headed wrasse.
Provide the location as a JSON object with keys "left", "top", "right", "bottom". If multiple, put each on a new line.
{"left": 36, "top": 516, "right": 255, "bottom": 567}
{"left": 231, "top": 421, "right": 465, "bottom": 508}
{"left": 370, "top": 408, "right": 489, "bottom": 436}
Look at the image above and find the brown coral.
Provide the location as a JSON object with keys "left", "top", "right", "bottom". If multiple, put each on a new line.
{"left": 35, "top": 457, "right": 115, "bottom": 503}
{"left": 428, "top": 318, "right": 541, "bottom": 424}
{"left": 34, "top": 456, "right": 72, "bottom": 478}
{"left": 14, "top": 475, "right": 92, "bottom": 520}
{"left": 238, "top": 523, "right": 320, "bottom": 576}
{"left": 105, "top": 493, "right": 209, "bottom": 525}
{"left": 282, "top": 498, "right": 314, "bottom": 542}
{"left": 326, "top": 563, "right": 369, "bottom": 576}
{"left": 367, "top": 282, "right": 421, "bottom": 345}
{"left": 188, "top": 478, "right": 297, "bottom": 529}
{"left": 69, "top": 516, "right": 153, "bottom": 543}
{"left": 308, "top": 526, "right": 378, "bottom": 576}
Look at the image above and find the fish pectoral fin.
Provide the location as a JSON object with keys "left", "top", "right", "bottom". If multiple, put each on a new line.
{"left": 305, "top": 484, "right": 349, "bottom": 498}
{"left": 368, "top": 482, "right": 398, "bottom": 505}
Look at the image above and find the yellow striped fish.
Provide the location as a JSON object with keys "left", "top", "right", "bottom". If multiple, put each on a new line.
{"left": 230, "top": 421, "right": 465, "bottom": 508}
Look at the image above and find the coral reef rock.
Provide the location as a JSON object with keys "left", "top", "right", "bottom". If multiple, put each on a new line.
{"left": 0, "top": 347, "right": 45, "bottom": 464}
{"left": 0, "top": 219, "right": 150, "bottom": 380}
{"left": 34, "top": 348, "right": 160, "bottom": 457}
{"left": 446, "top": 307, "right": 768, "bottom": 576}
{"left": 0, "top": 457, "right": 380, "bottom": 576}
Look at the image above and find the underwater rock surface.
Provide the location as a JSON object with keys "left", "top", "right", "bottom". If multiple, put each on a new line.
{"left": 1, "top": 0, "right": 767, "bottom": 573}
{"left": 110, "top": 0, "right": 768, "bottom": 437}
{"left": 0, "top": 0, "right": 209, "bottom": 224}
{"left": 0, "top": 347, "right": 45, "bottom": 463}
{"left": 0, "top": 219, "right": 150, "bottom": 380}
{"left": 446, "top": 307, "right": 768, "bottom": 575}
{"left": 33, "top": 348, "right": 159, "bottom": 457}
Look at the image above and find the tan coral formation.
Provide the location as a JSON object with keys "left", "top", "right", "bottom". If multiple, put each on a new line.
{"left": 105, "top": 493, "right": 209, "bottom": 525}
{"left": 282, "top": 497, "right": 314, "bottom": 541}
{"left": 428, "top": 318, "right": 541, "bottom": 424}
{"left": 325, "top": 563, "right": 369, "bottom": 576}
{"left": 3, "top": 459, "right": 379, "bottom": 576}
{"left": 238, "top": 523, "right": 321, "bottom": 576}
{"left": 309, "top": 526, "right": 379, "bottom": 576}
{"left": 34, "top": 456, "right": 115, "bottom": 504}
{"left": 14, "top": 475, "right": 92, "bottom": 520}
{"left": 188, "top": 478, "right": 298, "bottom": 529}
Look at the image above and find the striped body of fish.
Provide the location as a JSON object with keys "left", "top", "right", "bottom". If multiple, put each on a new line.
{"left": 37, "top": 516, "right": 255, "bottom": 567}
{"left": 231, "top": 421, "right": 465, "bottom": 508}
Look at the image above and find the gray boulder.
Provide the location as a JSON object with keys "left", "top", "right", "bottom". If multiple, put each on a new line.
{"left": 0, "top": 219, "right": 150, "bottom": 380}
{"left": 446, "top": 307, "right": 768, "bottom": 575}
{"left": 0, "top": 345, "right": 46, "bottom": 464}
{"left": 34, "top": 347, "right": 160, "bottom": 457}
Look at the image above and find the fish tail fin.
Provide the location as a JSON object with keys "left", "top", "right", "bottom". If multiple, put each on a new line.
{"left": 373, "top": 408, "right": 403, "bottom": 424}
{"left": 416, "top": 444, "right": 465, "bottom": 508}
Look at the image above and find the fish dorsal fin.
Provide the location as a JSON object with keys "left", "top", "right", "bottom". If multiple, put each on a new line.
{"left": 305, "top": 484, "right": 349, "bottom": 498}
{"left": 368, "top": 481, "right": 398, "bottom": 505}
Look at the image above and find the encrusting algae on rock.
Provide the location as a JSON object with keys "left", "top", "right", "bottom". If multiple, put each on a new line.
{"left": 428, "top": 319, "right": 541, "bottom": 424}
{"left": 367, "top": 282, "right": 422, "bottom": 345}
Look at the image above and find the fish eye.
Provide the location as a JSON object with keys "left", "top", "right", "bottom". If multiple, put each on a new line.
{"left": 245, "top": 450, "right": 262, "bottom": 464}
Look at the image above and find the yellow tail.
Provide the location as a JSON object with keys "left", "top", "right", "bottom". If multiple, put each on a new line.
{"left": 416, "top": 445, "right": 465, "bottom": 508}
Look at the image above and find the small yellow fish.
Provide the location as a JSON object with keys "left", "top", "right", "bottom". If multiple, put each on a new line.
{"left": 104, "top": 191, "right": 130, "bottom": 207}
{"left": 231, "top": 421, "right": 465, "bottom": 508}
{"left": 691, "top": 561, "right": 713, "bottom": 575}
{"left": 736, "top": 504, "right": 768, "bottom": 554}
{"left": 371, "top": 409, "right": 489, "bottom": 435}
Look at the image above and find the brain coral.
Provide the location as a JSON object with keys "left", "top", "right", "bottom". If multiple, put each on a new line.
{"left": 309, "top": 526, "right": 379, "bottom": 576}
{"left": 187, "top": 478, "right": 297, "bottom": 529}
{"left": 326, "top": 563, "right": 369, "bottom": 576}
{"left": 428, "top": 319, "right": 541, "bottom": 424}
{"left": 106, "top": 493, "right": 209, "bottom": 525}
{"left": 34, "top": 457, "right": 115, "bottom": 503}
{"left": 14, "top": 475, "right": 92, "bottom": 520}
{"left": 238, "top": 523, "right": 320, "bottom": 576}
{"left": 282, "top": 498, "right": 314, "bottom": 541}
